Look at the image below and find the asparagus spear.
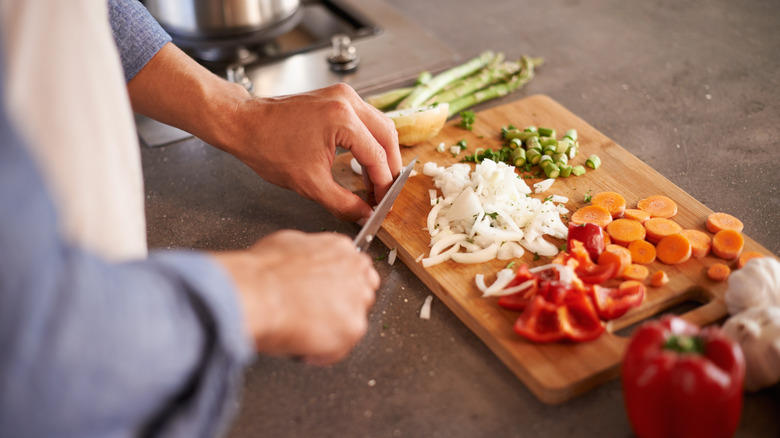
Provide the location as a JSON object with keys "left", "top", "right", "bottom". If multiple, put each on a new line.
{"left": 364, "top": 87, "right": 415, "bottom": 111}
{"left": 427, "top": 59, "right": 522, "bottom": 105}
{"left": 364, "top": 70, "right": 433, "bottom": 110}
{"left": 446, "top": 56, "right": 541, "bottom": 117}
{"left": 395, "top": 50, "right": 497, "bottom": 110}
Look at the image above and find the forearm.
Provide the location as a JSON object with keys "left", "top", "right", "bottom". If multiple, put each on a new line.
{"left": 127, "top": 43, "right": 251, "bottom": 153}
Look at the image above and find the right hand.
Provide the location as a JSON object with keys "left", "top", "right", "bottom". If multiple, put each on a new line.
{"left": 213, "top": 230, "right": 379, "bottom": 365}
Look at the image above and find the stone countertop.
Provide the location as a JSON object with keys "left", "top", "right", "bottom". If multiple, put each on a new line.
{"left": 140, "top": 0, "right": 780, "bottom": 436}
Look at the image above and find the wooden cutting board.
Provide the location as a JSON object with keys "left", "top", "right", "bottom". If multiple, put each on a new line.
{"left": 332, "top": 95, "right": 775, "bottom": 404}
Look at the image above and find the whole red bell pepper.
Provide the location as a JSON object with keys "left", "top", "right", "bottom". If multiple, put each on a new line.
{"left": 621, "top": 315, "right": 745, "bottom": 438}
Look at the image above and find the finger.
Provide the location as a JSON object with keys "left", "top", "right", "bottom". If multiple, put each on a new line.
{"left": 309, "top": 176, "right": 374, "bottom": 223}
{"left": 340, "top": 123, "right": 395, "bottom": 203}
{"left": 355, "top": 102, "right": 402, "bottom": 176}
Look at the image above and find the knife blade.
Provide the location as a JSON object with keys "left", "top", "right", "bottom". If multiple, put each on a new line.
{"left": 353, "top": 157, "right": 417, "bottom": 252}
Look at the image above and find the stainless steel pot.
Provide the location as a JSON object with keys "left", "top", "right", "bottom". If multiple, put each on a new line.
{"left": 145, "top": 0, "right": 301, "bottom": 39}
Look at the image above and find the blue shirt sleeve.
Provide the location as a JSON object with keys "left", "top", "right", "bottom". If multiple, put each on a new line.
{"left": 0, "top": 60, "right": 252, "bottom": 438}
{"left": 108, "top": 0, "right": 172, "bottom": 82}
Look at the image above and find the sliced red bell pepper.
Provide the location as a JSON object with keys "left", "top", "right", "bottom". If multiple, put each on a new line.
{"left": 621, "top": 315, "right": 745, "bottom": 438}
{"left": 590, "top": 280, "right": 645, "bottom": 320}
{"left": 567, "top": 222, "right": 605, "bottom": 261}
{"left": 513, "top": 289, "right": 604, "bottom": 343}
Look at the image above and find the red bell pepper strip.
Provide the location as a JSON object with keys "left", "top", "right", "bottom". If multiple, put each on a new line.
{"left": 513, "top": 289, "right": 604, "bottom": 343}
{"left": 621, "top": 315, "right": 745, "bottom": 438}
{"left": 590, "top": 280, "right": 645, "bottom": 320}
{"left": 567, "top": 222, "right": 605, "bottom": 261}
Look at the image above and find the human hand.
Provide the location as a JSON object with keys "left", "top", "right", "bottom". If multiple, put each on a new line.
{"left": 213, "top": 230, "right": 379, "bottom": 365}
{"left": 226, "top": 83, "right": 401, "bottom": 223}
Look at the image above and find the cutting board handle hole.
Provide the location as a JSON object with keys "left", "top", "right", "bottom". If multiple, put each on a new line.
{"left": 612, "top": 299, "right": 705, "bottom": 338}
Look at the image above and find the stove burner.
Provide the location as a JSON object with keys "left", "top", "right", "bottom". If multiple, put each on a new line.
{"left": 166, "top": 0, "right": 380, "bottom": 69}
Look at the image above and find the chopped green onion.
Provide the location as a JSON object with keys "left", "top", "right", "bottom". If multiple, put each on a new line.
{"left": 572, "top": 165, "right": 587, "bottom": 176}
{"left": 538, "top": 127, "right": 556, "bottom": 138}
{"left": 586, "top": 154, "right": 602, "bottom": 169}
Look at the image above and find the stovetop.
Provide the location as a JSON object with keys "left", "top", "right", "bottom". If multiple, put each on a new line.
{"left": 136, "top": 0, "right": 457, "bottom": 147}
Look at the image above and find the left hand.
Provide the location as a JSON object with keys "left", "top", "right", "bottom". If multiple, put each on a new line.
{"left": 227, "top": 83, "right": 401, "bottom": 223}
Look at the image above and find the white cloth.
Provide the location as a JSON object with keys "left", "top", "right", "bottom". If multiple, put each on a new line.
{"left": 1, "top": 0, "right": 147, "bottom": 260}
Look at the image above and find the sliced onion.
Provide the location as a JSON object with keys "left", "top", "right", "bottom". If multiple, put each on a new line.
{"left": 422, "top": 243, "right": 461, "bottom": 267}
{"left": 451, "top": 243, "right": 498, "bottom": 264}
{"left": 419, "top": 295, "right": 434, "bottom": 319}
{"left": 533, "top": 178, "right": 555, "bottom": 193}
{"left": 388, "top": 248, "right": 397, "bottom": 265}
{"left": 429, "top": 233, "right": 468, "bottom": 257}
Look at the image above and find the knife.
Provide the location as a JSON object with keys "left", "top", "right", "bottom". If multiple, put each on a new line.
{"left": 353, "top": 157, "right": 417, "bottom": 252}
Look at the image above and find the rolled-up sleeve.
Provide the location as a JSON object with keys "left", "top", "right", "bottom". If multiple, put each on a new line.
{"left": 0, "top": 69, "right": 253, "bottom": 437}
{"left": 108, "top": 0, "right": 172, "bottom": 82}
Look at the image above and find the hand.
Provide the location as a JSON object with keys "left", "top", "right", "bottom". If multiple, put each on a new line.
{"left": 227, "top": 83, "right": 402, "bottom": 223}
{"left": 213, "top": 230, "right": 379, "bottom": 365}
{"left": 127, "top": 44, "right": 399, "bottom": 223}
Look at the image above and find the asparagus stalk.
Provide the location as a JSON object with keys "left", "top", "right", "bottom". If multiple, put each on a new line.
{"left": 445, "top": 56, "right": 541, "bottom": 117}
{"left": 364, "top": 87, "right": 415, "bottom": 111}
{"left": 429, "top": 60, "right": 522, "bottom": 105}
{"left": 395, "top": 50, "right": 497, "bottom": 110}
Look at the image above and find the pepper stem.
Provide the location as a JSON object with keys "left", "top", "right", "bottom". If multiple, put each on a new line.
{"left": 663, "top": 335, "right": 706, "bottom": 355}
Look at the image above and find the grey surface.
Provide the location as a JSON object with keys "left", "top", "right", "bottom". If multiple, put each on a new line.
{"left": 140, "top": 0, "right": 780, "bottom": 436}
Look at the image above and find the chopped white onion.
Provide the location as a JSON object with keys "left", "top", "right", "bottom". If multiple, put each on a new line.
{"left": 422, "top": 243, "right": 461, "bottom": 267}
{"left": 533, "top": 178, "right": 555, "bottom": 193}
{"left": 421, "top": 159, "right": 568, "bottom": 267}
{"left": 387, "top": 248, "right": 397, "bottom": 265}
{"left": 350, "top": 158, "right": 362, "bottom": 175}
{"left": 420, "top": 295, "right": 434, "bottom": 319}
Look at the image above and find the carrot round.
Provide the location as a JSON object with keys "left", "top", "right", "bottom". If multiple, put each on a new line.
{"left": 591, "top": 191, "right": 627, "bottom": 219}
{"left": 599, "top": 244, "right": 632, "bottom": 277}
{"left": 623, "top": 263, "right": 650, "bottom": 281}
{"left": 570, "top": 205, "right": 613, "bottom": 228}
{"left": 628, "top": 239, "right": 656, "bottom": 264}
{"left": 606, "top": 218, "right": 646, "bottom": 246}
{"left": 680, "top": 229, "right": 712, "bottom": 258}
{"left": 637, "top": 195, "right": 677, "bottom": 218}
{"left": 737, "top": 251, "right": 765, "bottom": 269}
{"left": 643, "top": 217, "right": 683, "bottom": 243}
{"left": 712, "top": 229, "right": 744, "bottom": 260}
{"left": 650, "top": 270, "right": 669, "bottom": 287}
{"left": 656, "top": 233, "right": 692, "bottom": 265}
{"left": 707, "top": 263, "right": 731, "bottom": 282}
{"left": 624, "top": 208, "right": 651, "bottom": 223}
{"left": 706, "top": 212, "right": 744, "bottom": 233}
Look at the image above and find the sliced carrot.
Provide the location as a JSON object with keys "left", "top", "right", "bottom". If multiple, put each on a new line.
{"left": 603, "top": 232, "right": 612, "bottom": 246}
{"left": 706, "top": 212, "right": 744, "bottom": 233}
{"left": 591, "top": 191, "right": 627, "bottom": 219}
{"left": 712, "top": 229, "right": 744, "bottom": 260}
{"left": 737, "top": 251, "right": 765, "bottom": 269}
{"left": 606, "top": 218, "right": 646, "bottom": 246}
{"left": 680, "top": 229, "right": 712, "bottom": 258}
{"left": 628, "top": 239, "right": 656, "bottom": 264}
{"left": 656, "top": 233, "right": 692, "bottom": 264}
{"left": 650, "top": 270, "right": 669, "bottom": 287}
{"left": 570, "top": 205, "right": 613, "bottom": 228}
{"left": 637, "top": 195, "right": 678, "bottom": 218}
{"left": 624, "top": 208, "right": 651, "bottom": 223}
{"left": 623, "top": 263, "right": 650, "bottom": 281}
{"left": 707, "top": 263, "right": 731, "bottom": 282}
{"left": 643, "top": 217, "right": 683, "bottom": 243}
{"left": 599, "top": 244, "right": 632, "bottom": 277}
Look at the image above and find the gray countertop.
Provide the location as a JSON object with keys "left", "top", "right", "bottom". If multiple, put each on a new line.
{"left": 140, "top": 0, "right": 780, "bottom": 436}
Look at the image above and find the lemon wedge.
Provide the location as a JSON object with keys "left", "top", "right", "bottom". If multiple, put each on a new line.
{"left": 385, "top": 103, "right": 449, "bottom": 147}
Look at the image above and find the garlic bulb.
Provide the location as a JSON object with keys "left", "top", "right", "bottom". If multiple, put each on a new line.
{"left": 722, "top": 306, "right": 780, "bottom": 391}
{"left": 724, "top": 257, "right": 780, "bottom": 316}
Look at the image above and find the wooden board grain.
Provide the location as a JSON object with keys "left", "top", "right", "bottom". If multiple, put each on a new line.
{"left": 332, "top": 95, "right": 775, "bottom": 404}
